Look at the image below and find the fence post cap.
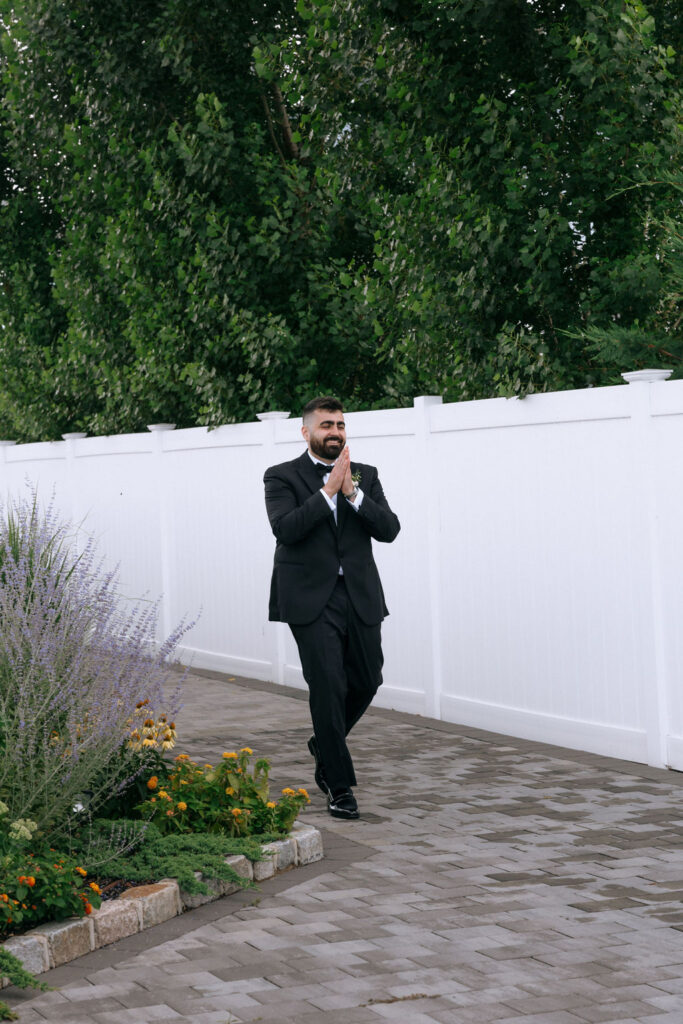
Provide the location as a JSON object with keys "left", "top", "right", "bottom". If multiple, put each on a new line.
{"left": 146, "top": 423, "right": 177, "bottom": 431}
{"left": 256, "top": 411, "right": 291, "bottom": 421}
{"left": 621, "top": 369, "right": 673, "bottom": 384}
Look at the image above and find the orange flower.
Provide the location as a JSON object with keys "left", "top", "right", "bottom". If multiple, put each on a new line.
{"left": 267, "top": 801, "right": 276, "bottom": 809}
{"left": 147, "top": 776, "right": 158, "bottom": 790}
{"left": 166, "top": 809, "right": 174, "bottom": 817}
{"left": 281, "top": 788, "right": 295, "bottom": 796}
{"left": 222, "top": 752, "right": 238, "bottom": 760}
{"left": 240, "top": 747, "right": 253, "bottom": 755}
{"left": 89, "top": 882, "right": 101, "bottom": 894}
{"left": 297, "top": 788, "right": 310, "bottom": 800}
{"left": 176, "top": 801, "right": 187, "bottom": 812}
{"left": 26, "top": 876, "right": 35, "bottom": 887}
{"left": 75, "top": 867, "right": 87, "bottom": 878}
{"left": 83, "top": 901, "right": 92, "bottom": 915}
{"left": 231, "top": 808, "right": 242, "bottom": 817}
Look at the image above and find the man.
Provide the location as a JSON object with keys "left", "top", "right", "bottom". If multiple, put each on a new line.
{"left": 264, "top": 396, "right": 400, "bottom": 819}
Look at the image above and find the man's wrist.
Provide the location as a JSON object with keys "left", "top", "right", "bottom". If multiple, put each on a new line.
{"left": 343, "top": 486, "right": 358, "bottom": 501}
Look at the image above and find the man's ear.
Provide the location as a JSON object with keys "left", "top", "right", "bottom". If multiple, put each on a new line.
{"left": 301, "top": 423, "right": 309, "bottom": 443}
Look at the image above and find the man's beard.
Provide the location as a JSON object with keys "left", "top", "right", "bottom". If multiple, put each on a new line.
{"left": 310, "top": 435, "right": 343, "bottom": 462}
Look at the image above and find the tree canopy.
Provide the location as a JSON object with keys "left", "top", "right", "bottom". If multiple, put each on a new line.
{"left": 0, "top": 0, "right": 681, "bottom": 439}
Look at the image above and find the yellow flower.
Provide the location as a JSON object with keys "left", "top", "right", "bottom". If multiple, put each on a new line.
{"left": 297, "top": 788, "right": 310, "bottom": 799}
{"left": 89, "top": 882, "right": 101, "bottom": 895}
{"left": 222, "top": 752, "right": 238, "bottom": 759}
{"left": 175, "top": 753, "right": 190, "bottom": 762}
{"left": 158, "top": 790, "right": 172, "bottom": 801}
{"left": 281, "top": 788, "right": 296, "bottom": 797}
{"left": 176, "top": 801, "right": 187, "bottom": 812}
{"left": 267, "top": 801, "right": 276, "bottom": 809}
{"left": 142, "top": 738, "right": 156, "bottom": 747}
{"left": 231, "top": 808, "right": 242, "bottom": 817}
{"left": 225, "top": 787, "right": 235, "bottom": 796}
{"left": 75, "top": 867, "right": 87, "bottom": 878}
{"left": 240, "top": 747, "right": 253, "bottom": 755}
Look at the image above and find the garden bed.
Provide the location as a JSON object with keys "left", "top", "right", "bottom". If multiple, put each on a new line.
{"left": 1, "top": 821, "right": 322, "bottom": 981}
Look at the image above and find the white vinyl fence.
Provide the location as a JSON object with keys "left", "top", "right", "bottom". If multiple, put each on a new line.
{"left": 1, "top": 370, "right": 681, "bottom": 770}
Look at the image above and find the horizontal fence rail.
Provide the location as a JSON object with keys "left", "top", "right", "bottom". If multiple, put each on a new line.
{"left": 1, "top": 375, "right": 681, "bottom": 770}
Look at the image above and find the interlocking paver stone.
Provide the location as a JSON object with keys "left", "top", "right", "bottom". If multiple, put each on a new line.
{"left": 6, "top": 671, "right": 683, "bottom": 1022}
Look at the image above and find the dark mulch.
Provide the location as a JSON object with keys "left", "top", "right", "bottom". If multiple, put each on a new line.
{"left": 95, "top": 877, "right": 156, "bottom": 901}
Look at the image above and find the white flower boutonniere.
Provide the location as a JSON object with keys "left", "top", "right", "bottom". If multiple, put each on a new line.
{"left": 351, "top": 470, "right": 362, "bottom": 488}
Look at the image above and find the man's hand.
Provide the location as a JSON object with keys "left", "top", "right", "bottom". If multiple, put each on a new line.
{"left": 323, "top": 446, "right": 350, "bottom": 497}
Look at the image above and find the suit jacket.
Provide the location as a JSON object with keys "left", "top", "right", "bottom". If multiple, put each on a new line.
{"left": 264, "top": 451, "right": 400, "bottom": 626}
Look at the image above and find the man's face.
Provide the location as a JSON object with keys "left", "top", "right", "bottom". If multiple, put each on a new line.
{"left": 302, "top": 408, "right": 346, "bottom": 463}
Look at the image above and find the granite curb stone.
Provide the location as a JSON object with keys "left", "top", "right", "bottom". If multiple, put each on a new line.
{"left": 0, "top": 822, "right": 322, "bottom": 983}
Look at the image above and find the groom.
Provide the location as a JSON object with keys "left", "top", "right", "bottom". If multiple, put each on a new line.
{"left": 264, "top": 396, "right": 400, "bottom": 819}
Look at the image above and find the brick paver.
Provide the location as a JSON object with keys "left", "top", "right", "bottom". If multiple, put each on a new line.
{"left": 6, "top": 670, "right": 683, "bottom": 1023}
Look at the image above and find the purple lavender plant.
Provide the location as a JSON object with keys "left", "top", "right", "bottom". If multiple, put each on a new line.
{"left": 0, "top": 494, "right": 191, "bottom": 840}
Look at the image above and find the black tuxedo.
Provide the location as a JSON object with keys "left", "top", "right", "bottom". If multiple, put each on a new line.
{"left": 264, "top": 450, "right": 400, "bottom": 793}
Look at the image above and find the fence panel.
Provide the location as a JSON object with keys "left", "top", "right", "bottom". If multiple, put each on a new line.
{"left": 1, "top": 377, "right": 681, "bottom": 769}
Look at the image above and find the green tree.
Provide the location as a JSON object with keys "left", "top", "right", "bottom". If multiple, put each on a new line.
{"left": 279, "top": 0, "right": 682, "bottom": 399}
{"left": 0, "top": 0, "right": 680, "bottom": 441}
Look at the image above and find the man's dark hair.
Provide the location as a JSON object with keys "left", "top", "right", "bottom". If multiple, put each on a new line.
{"left": 302, "top": 396, "right": 344, "bottom": 424}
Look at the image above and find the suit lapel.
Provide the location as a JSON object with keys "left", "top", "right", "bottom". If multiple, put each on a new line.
{"left": 296, "top": 451, "right": 338, "bottom": 538}
{"left": 296, "top": 451, "right": 322, "bottom": 494}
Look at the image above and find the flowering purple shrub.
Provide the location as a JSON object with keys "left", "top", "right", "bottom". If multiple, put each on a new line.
{"left": 0, "top": 495, "right": 189, "bottom": 840}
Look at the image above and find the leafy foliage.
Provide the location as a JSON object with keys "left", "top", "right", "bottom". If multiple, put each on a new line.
{"left": 0, "top": 802, "right": 102, "bottom": 938}
{"left": 0, "top": 0, "right": 680, "bottom": 440}
{"left": 137, "top": 748, "right": 310, "bottom": 837}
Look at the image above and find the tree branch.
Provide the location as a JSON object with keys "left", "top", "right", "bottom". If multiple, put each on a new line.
{"left": 272, "top": 83, "right": 300, "bottom": 162}
{"left": 259, "top": 86, "right": 288, "bottom": 171}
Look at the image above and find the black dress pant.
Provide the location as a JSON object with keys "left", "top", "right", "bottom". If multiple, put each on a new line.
{"left": 290, "top": 577, "right": 383, "bottom": 794}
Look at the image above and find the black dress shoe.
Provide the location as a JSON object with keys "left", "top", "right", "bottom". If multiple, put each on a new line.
{"left": 307, "top": 735, "right": 331, "bottom": 797}
{"left": 328, "top": 788, "right": 359, "bottom": 820}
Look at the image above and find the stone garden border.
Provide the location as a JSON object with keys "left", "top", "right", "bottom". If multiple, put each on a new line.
{"left": 1, "top": 821, "right": 323, "bottom": 982}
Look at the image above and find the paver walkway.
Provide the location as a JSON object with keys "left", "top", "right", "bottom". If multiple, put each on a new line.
{"left": 6, "top": 670, "right": 683, "bottom": 1023}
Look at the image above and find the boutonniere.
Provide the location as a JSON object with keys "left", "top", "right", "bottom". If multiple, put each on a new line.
{"left": 351, "top": 470, "right": 362, "bottom": 487}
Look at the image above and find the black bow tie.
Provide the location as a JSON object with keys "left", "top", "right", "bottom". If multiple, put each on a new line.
{"left": 313, "top": 462, "right": 334, "bottom": 477}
